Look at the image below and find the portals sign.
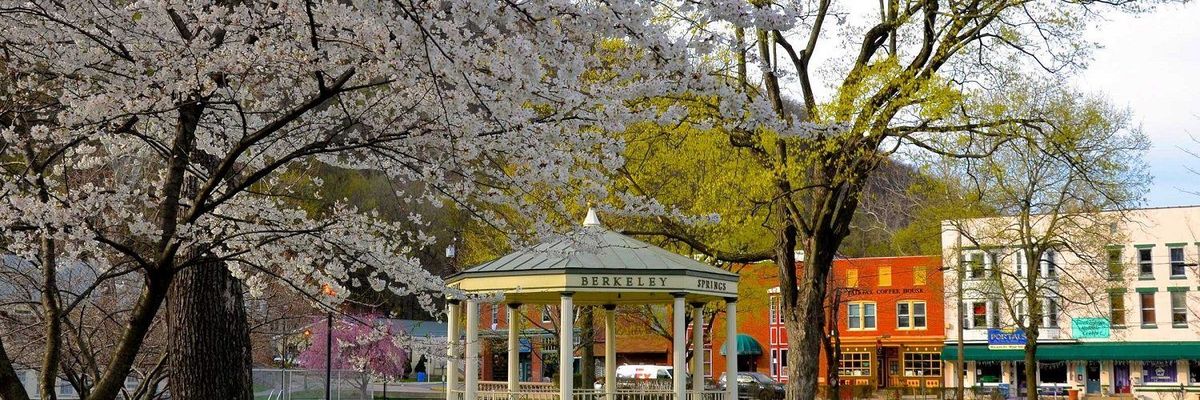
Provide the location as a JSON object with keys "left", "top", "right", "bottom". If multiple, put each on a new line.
{"left": 987, "top": 328, "right": 1027, "bottom": 350}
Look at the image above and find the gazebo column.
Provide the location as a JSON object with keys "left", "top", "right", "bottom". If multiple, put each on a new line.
{"left": 507, "top": 303, "right": 521, "bottom": 397}
{"left": 725, "top": 299, "right": 738, "bottom": 400}
{"left": 447, "top": 299, "right": 461, "bottom": 400}
{"left": 691, "top": 303, "right": 705, "bottom": 394}
{"left": 560, "top": 293, "right": 575, "bottom": 400}
{"left": 465, "top": 300, "right": 480, "bottom": 400}
{"left": 604, "top": 305, "right": 617, "bottom": 400}
{"left": 672, "top": 293, "right": 686, "bottom": 400}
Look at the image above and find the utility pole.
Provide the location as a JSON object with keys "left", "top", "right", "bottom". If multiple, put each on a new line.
{"left": 326, "top": 311, "right": 333, "bottom": 400}
{"left": 955, "top": 234, "right": 965, "bottom": 400}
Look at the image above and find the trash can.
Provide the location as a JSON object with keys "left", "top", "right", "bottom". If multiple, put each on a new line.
{"left": 1067, "top": 388, "right": 1079, "bottom": 400}
{"left": 417, "top": 371, "right": 428, "bottom": 382}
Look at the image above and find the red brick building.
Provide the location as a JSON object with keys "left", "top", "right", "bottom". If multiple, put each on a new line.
{"left": 763, "top": 256, "right": 946, "bottom": 389}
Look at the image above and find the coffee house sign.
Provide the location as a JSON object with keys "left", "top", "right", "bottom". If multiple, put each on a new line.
{"left": 571, "top": 274, "right": 737, "bottom": 295}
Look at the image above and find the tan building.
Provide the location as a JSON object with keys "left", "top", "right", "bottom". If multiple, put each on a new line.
{"left": 943, "top": 205, "right": 1200, "bottom": 399}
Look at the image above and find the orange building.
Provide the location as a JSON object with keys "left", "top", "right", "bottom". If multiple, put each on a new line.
{"left": 763, "top": 256, "right": 946, "bottom": 389}
{"left": 471, "top": 255, "right": 943, "bottom": 389}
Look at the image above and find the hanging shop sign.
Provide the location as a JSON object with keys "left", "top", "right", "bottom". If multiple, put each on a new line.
{"left": 987, "top": 328, "right": 1027, "bottom": 350}
{"left": 1071, "top": 318, "right": 1111, "bottom": 339}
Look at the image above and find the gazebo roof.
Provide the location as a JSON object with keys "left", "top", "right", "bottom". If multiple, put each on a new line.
{"left": 446, "top": 209, "right": 739, "bottom": 305}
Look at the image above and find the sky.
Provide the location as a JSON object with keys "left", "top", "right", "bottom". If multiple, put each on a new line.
{"left": 1077, "top": 3, "right": 1200, "bottom": 207}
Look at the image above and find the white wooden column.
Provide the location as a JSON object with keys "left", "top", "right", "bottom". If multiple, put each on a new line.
{"left": 725, "top": 299, "right": 738, "bottom": 400}
{"left": 507, "top": 303, "right": 521, "bottom": 397}
{"left": 691, "top": 303, "right": 705, "bottom": 394}
{"left": 465, "top": 300, "right": 480, "bottom": 400}
{"left": 672, "top": 294, "right": 687, "bottom": 400}
{"left": 447, "top": 299, "right": 461, "bottom": 400}
{"left": 560, "top": 293, "right": 575, "bottom": 400}
{"left": 604, "top": 305, "right": 617, "bottom": 400}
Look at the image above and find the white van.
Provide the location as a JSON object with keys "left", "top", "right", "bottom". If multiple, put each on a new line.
{"left": 615, "top": 365, "right": 676, "bottom": 380}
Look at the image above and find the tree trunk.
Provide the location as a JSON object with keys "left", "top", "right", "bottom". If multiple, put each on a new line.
{"left": 1023, "top": 339, "right": 1037, "bottom": 400}
{"left": 0, "top": 333, "right": 31, "bottom": 400}
{"left": 167, "top": 258, "right": 253, "bottom": 400}
{"left": 38, "top": 234, "right": 61, "bottom": 400}
{"left": 822, "top": 288, "right": 843, "bottom": 400}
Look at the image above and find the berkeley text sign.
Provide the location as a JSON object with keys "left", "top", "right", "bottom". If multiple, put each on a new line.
{"left": 578, "top": 275, "right": 669, "bottom": 288}
{"left": 987, "top": 328, "right": 1027, "bottom": 350}
{"left": 572, "top": 274, "right": 736, "bottom": 294}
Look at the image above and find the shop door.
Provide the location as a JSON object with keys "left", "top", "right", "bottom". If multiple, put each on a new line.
{"left": 1085, "top": 361, "right": 1100, "bottom": 394}
{"left": 1113, "top": 362, "right": 1131, "bottom": 394}
{"left": 1014, "top": 362, "right": 1026, "bottom": 397}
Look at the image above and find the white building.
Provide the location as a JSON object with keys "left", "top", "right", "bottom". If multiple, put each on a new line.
{"left": 942, "top": 205, "right": 1200, "bottom": 399}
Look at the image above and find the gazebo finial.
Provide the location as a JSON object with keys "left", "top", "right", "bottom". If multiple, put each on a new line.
{"left": 583, "top": 205, "right": 603, "bottom": 227}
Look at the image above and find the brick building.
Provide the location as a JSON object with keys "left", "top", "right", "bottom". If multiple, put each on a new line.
{"left": 764, "top": 256, "right": 946, "bottom": 390}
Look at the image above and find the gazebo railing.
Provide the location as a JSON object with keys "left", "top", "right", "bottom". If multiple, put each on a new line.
{"left": 462, "top": 388, "right": 725, "bottom": 400}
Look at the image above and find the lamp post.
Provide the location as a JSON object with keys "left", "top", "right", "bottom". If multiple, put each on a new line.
{"left": 322, "top": 284, "right": 338, "bottom": 400}
{"left": 326, "top": 310, "right": 333, "bottom": 400}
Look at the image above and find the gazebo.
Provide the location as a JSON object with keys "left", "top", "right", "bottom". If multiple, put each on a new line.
{"left": 444, "top": 209, "right": 740, "bottom": 400}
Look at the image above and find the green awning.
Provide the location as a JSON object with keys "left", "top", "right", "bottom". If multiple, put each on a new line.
{"left": 720, "top": 334, "right": 763, "bottom": 356}
{"left": 942, "top": 342, "right": 1200, "bottom": 361}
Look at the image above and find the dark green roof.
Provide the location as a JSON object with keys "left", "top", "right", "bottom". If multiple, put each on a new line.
{"left": 942, "top": 342, "right": 1200, "bottom": 361}
{"left": 448, "top": 226, "right": 738, "bottom": 282}
{"left": 720, "top": 334, "right": 764, "bottom": 356}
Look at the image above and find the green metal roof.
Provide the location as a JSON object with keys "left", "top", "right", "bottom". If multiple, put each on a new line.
{"left": 447, "top": 214, "right": 739, "bottom": 283}
{"left": 942, "top": 342, "right": 1200, "bottom": 361}
{"left": 720, "top": 334, "right": 764, "bottom": 356}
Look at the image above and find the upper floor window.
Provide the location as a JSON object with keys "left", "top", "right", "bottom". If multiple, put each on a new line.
{"left": 769, "top": 296, "right": 779, "bottom": 325}
{"left": 964, "top": 301, "right": 988, "bottom": 329}
{"left": 878, "top": 267, "right": 892, "bottom": 287}
{"left": 491, "top": 304, "right": 500, "bottom": 327}
{"left": 1041, "top": 250, "right": 1058, "bottom": 279}
{"left": 897, "top": 301, "right": 927, "bottom": 330}
{"left": 848, "top": 301, "right": 877, "bottom": 330}
{"left": 1172, "top": 291, "right": 1188, "bottom": 328}
{"left": 1108, "top": 247, "right": 1124, "bottom": 280}
{"left": 1170, "top": 247, "right": 1186, "bottom": 278}
{"left": 847, "top": 269, "right": 859, "bottom": 287}
{"left": 541, "top": 306, "right": 553, "bottom": 324}
{"left": 1109, "top": 292, "right": 1126, "bottom": 327}
{"left": 1138, "top": 248, "right": 1153, "bottom": 280}
{"left": 1043, "top": 298, "right": 1059, "bottom": 328}
{"left": 1141, "top": 292, "right": 1156, "bottom": 328}
{"left": 913, "top": 266, "right": 927, "bottom": 286}
{"left": 966, "top": 252, "right": 986, "bottom": 279}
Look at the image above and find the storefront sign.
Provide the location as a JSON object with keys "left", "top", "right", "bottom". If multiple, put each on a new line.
{"left": 1071, "top": 318, "right": 1111, "bottom": 339}
{"left": 987, "top": 328, "right": 1027, "bottom": 350}
{"left": 846, "top": 288, "right": 926, "bottom": 296}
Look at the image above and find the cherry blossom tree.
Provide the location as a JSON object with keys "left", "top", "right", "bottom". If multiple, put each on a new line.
{"left": 0, "top": 0, "right": 711, "bottom": 399}
{"left": 297, "top": 313, "right": 408, "bottom": 399}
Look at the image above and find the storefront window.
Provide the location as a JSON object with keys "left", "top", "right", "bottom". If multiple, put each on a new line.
{"left": 1190, "top": 361, "right": 1200, "bottom": 384}
{"left": 1143, "top": 360, "right": 1177, "bottom": 383}
{"left": 903, "top": 353, "right": 940, "bottom": 377}
{"left": 839, "top": 352, "right": 871, "bottom": 377}
{"left": 1038, "top": 361, "right": 1067, "bottom": 383}
{"left": 976, "top": 361, "right": 1002, "bottom": 384}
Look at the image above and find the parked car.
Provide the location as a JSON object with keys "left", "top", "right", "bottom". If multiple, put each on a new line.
{"left": 717, "top": 372, "right": 785, "bottom": 400}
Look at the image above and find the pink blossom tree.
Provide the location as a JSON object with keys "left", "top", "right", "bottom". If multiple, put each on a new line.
{"left": 298, "top": 313, "right": 408, "bottom": 398}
